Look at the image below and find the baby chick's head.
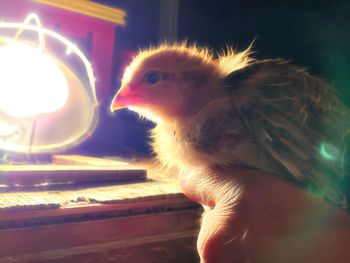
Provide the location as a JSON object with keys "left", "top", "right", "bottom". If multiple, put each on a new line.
{"left": 110, "top": 43, "right": 252, "bottom": 123}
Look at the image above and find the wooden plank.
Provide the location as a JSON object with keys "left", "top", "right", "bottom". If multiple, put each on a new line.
{"left": 0, "top": 163, "right": 201, "bottom": 262}
{"left": 0, "top": 197, "right": 200, "bottom": 225}
{"left": 0, "top": 164, "right": 146, "bottom": 187}
{"left": 52, "top": 155, "right": 130, "bottom": 166}
{"left": 0, "top": 233, "right": 199, "bottom": 263}
{"left": 0, "top": 210, "right": 201, "bottom": 257}
{"left": 0, "top": 176, "right": 185, "bottom": 211}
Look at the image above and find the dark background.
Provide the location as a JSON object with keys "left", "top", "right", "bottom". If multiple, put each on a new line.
{"left": 77, "top": 0, "right": 350, "bottom": 158}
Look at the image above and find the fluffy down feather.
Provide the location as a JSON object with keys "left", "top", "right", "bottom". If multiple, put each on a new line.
{"left": 111, "top": 42, "right": 350, "bottom": 210}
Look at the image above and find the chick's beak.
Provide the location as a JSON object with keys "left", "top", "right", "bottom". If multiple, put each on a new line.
{"left": 110, "top": 85, "right": 134, "bottom": 112}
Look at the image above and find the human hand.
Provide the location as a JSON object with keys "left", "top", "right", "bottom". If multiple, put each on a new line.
{"left": 178, "top": 167, "right": 350, "bottom": 263}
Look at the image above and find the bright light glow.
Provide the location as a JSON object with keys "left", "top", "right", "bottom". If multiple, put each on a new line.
{"left": 0, "top": 121, "right": 18, "bottom": 138}
{"left": 0, "top": 39, "right": 69, "bottom": 118}
{"left": 0, "top": 20, "right": 98, "bottom": 106}
{"left": 0, "top": 13, "right": 99, "bottom": 153}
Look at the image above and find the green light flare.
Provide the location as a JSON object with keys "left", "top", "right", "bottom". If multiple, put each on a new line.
{"left": 319, "top": 142, "right": 340, "bottom": 161}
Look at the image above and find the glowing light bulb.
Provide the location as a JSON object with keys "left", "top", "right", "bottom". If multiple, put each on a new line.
{"left": 0, "top": 39, "right": 69, "bottom": 118}
{"left": 0, "top": 13, "right": 98, "bottom": 153}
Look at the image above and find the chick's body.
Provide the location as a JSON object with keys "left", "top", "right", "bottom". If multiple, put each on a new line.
{"left": 111, "top": 43, "right": 350, "bottom": 210}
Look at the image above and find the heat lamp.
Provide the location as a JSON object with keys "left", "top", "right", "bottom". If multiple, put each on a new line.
{"left": 0, "top": 13, "right": 99, "bottom": 159}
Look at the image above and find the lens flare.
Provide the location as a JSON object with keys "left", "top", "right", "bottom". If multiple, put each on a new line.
{"left": 319, "top": 142, "right": 340, "bottom": 161}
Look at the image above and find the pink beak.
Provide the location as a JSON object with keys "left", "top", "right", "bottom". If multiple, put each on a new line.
{"left": 110, "top": 85, "right": 129, "bottom": 112}
{"left": 110, "top": 85, "right": 144, "bottom": 112}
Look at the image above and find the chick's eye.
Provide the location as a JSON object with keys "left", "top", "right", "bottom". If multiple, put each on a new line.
{"left": 145, "top": 71, "right": 161, "bottom": 84}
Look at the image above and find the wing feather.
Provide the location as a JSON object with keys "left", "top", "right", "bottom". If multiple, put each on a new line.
{"left": 224, "top": 59, "right": 350, "bottom": 209}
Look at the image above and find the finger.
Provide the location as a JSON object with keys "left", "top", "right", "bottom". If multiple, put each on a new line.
{"left": 177, "top": 167, "right": 242, "bottom": 208}
{"left": 177, "top": 167, "right": 250, "bottom": 262}
{"left": 198, "top": 204, "right": 250, "bottom": 263}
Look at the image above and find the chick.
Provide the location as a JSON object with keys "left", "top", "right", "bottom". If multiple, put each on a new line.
{"left": 111, "top": 43, "right": 350, "bottom": 210}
